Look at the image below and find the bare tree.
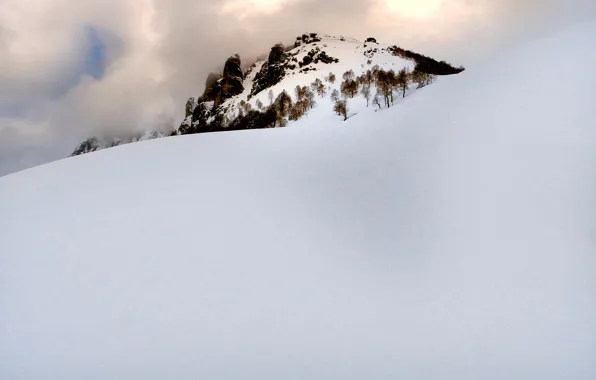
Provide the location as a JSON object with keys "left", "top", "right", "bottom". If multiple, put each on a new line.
{"left": 296, "top": 99, "right": 309, "bottom": 114}
{"left": 373, "top": 92, "right": 382, "bottom": 109}
{"left": 328, "top": 73, "right": 336, "bottom": 84}
{"left": 331, "top": 89, "right": 340, "bottom": 102}
{"left": 386, "top": 69, "right": 396, "bottom": 105}
{"left": 342, "top": 69, "right": 356, "bottom": 81}
{"left": 274, "top": 90, "right": 293, "bottom": 118}
{"left": 289, "top": 103, "right": 303, "bottom": 121}
{"left": 268, "top": 90, "right": 274, "bottom": 105}
{"left": 255, "top": 99, "right": 264, "bottom": 110}
{"left": 397, "top": 68, "right": 410, "bottom": 98}
{"left": 304, "top": 87, "right": 316, "bottom": 109}
{"left": 295, "top": 85, "right": 305, "bottom": 101}
{"left": 363, "top": 70, "right": 374, "bottom": 85}
{"left": 375, "top": 70, "right": 392, "bottom": 107}
{"left": 361, "top": 84, "right": 372, "bottom": 107}
{"left": 341, "top": 79, "right": 358, "bottom": 98}
{"left": 334, "top": 100, "right": 348, "bottom": 121}
{"left": 310, "top": 78, "right": 322, "bottom": 92}
{"left": 411, "top": 70, "right": 434, "bottom": 88}
{"left": 317, "top": 83, "right": 327, "bottom": 97}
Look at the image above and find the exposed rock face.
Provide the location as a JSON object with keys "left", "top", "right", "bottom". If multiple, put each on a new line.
{"left": 268, "top": 44, "right": 285, "bottom": 62}
{"left": 203, "top": 72, "right": 222, "bottom": 102}
{"left": 250, "top": 41, "right": 338, "bottom": 98}
{"left": 71, "top": 137, "right": 101, "bottom": 156}
{"left": 299, "top": 47, "right": 338, "bottom": 69}
{"left": 365, "top": 37, "right": 377, "bottom": 43}
{"left": 185, "top": 97, "right": 196, "bottom": 118}
{"left": 214, "top": 54, "right": 245, "bottom": 107}
{"left": 223, "top": 54, "right": 243, "bottom": 80}
{"left": 249, "top": 44, "right": 289, "bottom": 99}
{"left": 294, "top": 32, "right": 321, "bottom": 47}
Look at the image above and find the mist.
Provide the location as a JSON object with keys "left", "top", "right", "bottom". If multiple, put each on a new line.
{"left": 0, "top": 0, "right": 595, "bottom": 176}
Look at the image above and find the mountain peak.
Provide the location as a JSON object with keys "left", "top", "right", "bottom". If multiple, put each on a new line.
{"left": 70, "top": 32, "right": 464, "bottom": 156}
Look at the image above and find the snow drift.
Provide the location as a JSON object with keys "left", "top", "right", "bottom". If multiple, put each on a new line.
{"left": 1, "top": 21, "right": 596, "bottom": 379}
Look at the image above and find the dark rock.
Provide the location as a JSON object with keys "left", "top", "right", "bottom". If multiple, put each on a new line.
{"left": 249, "top": 44, "right": 290, "bottom": 98}
{"left": 317, "top": 51, "right": 337, "bottom": 64}
{"left": 203, "top": 72, "right": 222, "bottom": 101}
{"left": 297, "top": 33, "right": 322, "bottom": 45}
{"left": 71, "top": 137, "right": 101, "bottom": 156}
{"left": 185, "top": 97, "right": 195, "bottom": 118}
{"left": 268, "top": 44, "right": 285, "bottom": 63}
{"left": 366, "top": 37, "right": 377, "bottom": 43}
{"left": 223, "top": 54, "right": 243, "bottom": 80}
{"left": 213, "top": 54, "right": 245, "bottom": 107}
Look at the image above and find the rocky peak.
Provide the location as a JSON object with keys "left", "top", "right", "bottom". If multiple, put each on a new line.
{"left": 213, "top": 54, "right": 245, "bottom": 107}
{"left": 71, "top": 137, "right": 102, "bottom": 156}
{"left": 203, "top": 72, "right": 223, "bottom": 102}
{"left": 249, "top": 44, "right": 290, "bottom": 99}
{"left": 268, "top": 44, "right": 285, "bottom": 63}
{"left": 223, "top": 54, "right": 243, "bottom": 80}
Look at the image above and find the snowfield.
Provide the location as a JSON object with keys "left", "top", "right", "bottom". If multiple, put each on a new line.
{"left": 2, "top": 22, "right": 596, "bottom": 379}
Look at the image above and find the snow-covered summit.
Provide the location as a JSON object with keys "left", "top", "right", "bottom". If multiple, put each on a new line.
{"left": 71, "top": 33, "right": 459, "bottom": 155}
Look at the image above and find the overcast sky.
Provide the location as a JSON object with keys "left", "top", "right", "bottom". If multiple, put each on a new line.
{"left": 1, "top": 0, "right": 595, "bottom": 176}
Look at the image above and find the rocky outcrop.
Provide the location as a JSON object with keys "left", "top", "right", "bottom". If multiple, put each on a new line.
{"left": 203, "top": 72, "right": 222, "bottom": 102}
{"left": 249, "top": 44, "right": 289, "bottom": 99}
{"left": 268, "top": 44, "right": 285, "bottom": 63}
{"left": 71, "top": 130, "right": 172, "bottom": 157}
{"left": 213, "top": 54, "right": 245, "bottom": 107}
{"left": 71, "top": 137, "right": 102, "bottom": 156}
{"left": 294, "top": 33, "right": 321, "bottom": 47}
{"left": 223, "top": 54, "right": 243, "bottom": 80}
{"left": 299, "top": 47, "right": 339, "bottom": 70}
{"left": 365, "top": 37, "right": 377, "bottom": 43}
{"left": 185, "top": 97, "right": 196, "bottom": 118}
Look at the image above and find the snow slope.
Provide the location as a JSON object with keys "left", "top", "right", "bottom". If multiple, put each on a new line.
{"left": 2, "top": 22, "right": 596, "bottom": 380}
{"left": 223, "top": 34, "right": 415, "bottom": 113}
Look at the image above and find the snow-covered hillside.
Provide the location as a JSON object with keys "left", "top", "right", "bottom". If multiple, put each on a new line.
{"left": 73, "top": 33, "right": 433, "bottom": 154}
{"left": 223, "top": 34, "right": 415, "bottom": 111}
{"left": 2, "top": 21, "right": 596, "bottom": 380}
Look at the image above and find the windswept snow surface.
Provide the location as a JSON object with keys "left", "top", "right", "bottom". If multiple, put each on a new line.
{"left": 2, "top": 22, "right": 596, "bottom": 379}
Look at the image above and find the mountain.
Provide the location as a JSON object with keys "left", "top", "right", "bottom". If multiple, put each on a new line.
{"left": 70, "top": 33, "right": 459, "bottom": 155}
{"left": 2, "top": 22, "right": 596, "bottom": 379}
{"left": 70, "top": 130, "right": 171, "bottom": 156}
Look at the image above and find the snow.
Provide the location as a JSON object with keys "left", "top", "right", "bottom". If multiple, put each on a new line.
{"left": 2, "top": 22, "right": 596, "bottom": 379}
{"left": 223, "top": 35, "right": 415, "bottom": 113}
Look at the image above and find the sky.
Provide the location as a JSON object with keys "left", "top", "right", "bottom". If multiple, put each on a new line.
{"left": 0, "top": 0, "right": 595, "bottom": 176}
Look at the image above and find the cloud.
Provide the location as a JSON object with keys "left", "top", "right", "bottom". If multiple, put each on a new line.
{"left": 0, "top": 0, "right": 594, "bottom": 176}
